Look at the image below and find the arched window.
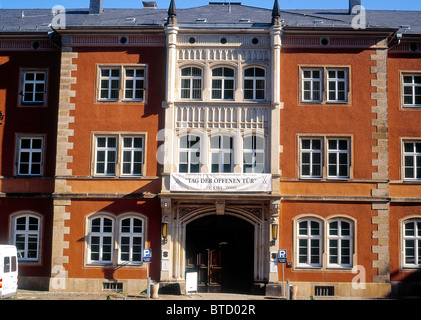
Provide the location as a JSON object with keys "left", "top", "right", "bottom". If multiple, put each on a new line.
{"left": 327, "top": 219, "right": 353, "bottom": 268}
{"left": 12, "top": 213, "right": 41, "bottom": 261}
{"left": 88, "top": 215, "right": 114, "bottom": 264}
{"left": 210, "top": 135, "right": 233, "bottom": 173}
{"left": 403, "top": 219, "right": 421, "bottom": 267}
{"left": 211, "top": 67, "right": 234, "bottom": 100}
{"left": 118, "top": 216, "right": 144, "bottom": 265}
{"left": 244, "top": 67, "right": 265, "bottom": 100}
{"left": 180, "top": 67, "right": 202, "bottom": 100}
{"left": 179, "top": 134, "right": 201, "bottom": 173}
{"left": 296, "top": 218, "right": 322, "bottom": 267}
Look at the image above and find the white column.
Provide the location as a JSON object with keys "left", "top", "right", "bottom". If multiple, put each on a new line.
{"left": 270, "top": 25, "right": 282, "bottom": 193}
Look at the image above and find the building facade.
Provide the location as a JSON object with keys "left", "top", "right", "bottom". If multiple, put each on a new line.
{"left": 0, "top": 0, "right": 421, "bottom": 298}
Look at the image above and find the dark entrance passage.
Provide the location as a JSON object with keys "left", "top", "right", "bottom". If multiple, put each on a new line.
{"left": 186, "top": 215, "right": 254, "bottom": 293}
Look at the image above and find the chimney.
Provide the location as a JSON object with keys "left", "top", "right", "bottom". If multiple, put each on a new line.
{"left": 349, "top": 0, "right": 362, "bottom": 14}
{"left": 89, "top": 0, "right": 103, "bottom": 14}
{"left": 143, "top": 1, "right": 158, "bottom": 8}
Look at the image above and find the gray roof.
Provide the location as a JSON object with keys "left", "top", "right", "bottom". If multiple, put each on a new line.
{"left": 1, "top": 2, "right": 421, "bottom": 34}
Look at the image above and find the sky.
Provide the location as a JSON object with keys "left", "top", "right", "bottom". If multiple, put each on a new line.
{"left": 0, "top": 0, "right": 420, "bottom": 11}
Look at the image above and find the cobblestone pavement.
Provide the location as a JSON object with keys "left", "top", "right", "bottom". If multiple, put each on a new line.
{"left": 9, "top": 289, "right": 271, "bottom": 300}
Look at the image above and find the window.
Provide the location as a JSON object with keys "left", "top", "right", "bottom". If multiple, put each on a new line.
{"left": 403, "top": 141, "right": 421, "bottom": 180}
{"left": 13, "top": 214, "right": 41, "bottom": 262}
{"left": 95, "top": 137, "right": 117, "bottom": 176}
{"left": 119, "top": 217, "right": 144, "bottom": 264}
{"left": 181, "top": 67, "right": 202, "bottom": 100}
{"left": 94, "top": 135, "right": 145, "bottom": 177}
{"left": 327, "top": 139, "right": 350, "bottom": 179}
{"left": 98, "top": 66, "right": 146, "bottom": 102}
{"left": 327, "top": 70, "right": 347, "bottom": 102}
{"left": 124, "top": 68, "right": 145, "bottom": 101}
{"left": 327, "top": 219, "right": 353, "bottom": 268}
{"left": 300, "top": 138, "right": 322, "bottom": 178}
{"left": 87, "top": 213, "right": 146, "bottom": 266}
{"left": 302, "top": 70, "right": 322, "bottom": 102}
{"left": 179, "top": 134, "right": 201, "bottom": 173}
{"left": 295, "top": 217, "right": 354, "bottom": 269}
{"left": 122, "top": 137, "right": 144, "bottom": 176}
{"left": 243, "top": 135, "right": 265, "bottom": 173}
{"left": 297, "top": 219, "right": 322, "bottom": 267}
{"left": 299, "top": 136, "right": 351, "bottom": 179}
{"left": 100, "top": 68, "right": 120, "bottom": 100}
{"left": 17, "top": 136, "right": 44, "bottom": 176}
{"left": 402, "top": 74, "right": 421, "bottom": 107}
{"left": 89, "top": 216, "right": 114, "bottom": 264}
{"left": 300, "top": 67, "right": 349, "bottom": 104}
{"left": 403, "top": 219, "right": 421, "bottom": 268}
{"left": 210, "top": 135, "right": 233, "bottom": 173}
{"left": 244, "top": 67, "right": 265, "bottom": 100}
{"left": 21, "top": 70, "right": 47, "bottom": 105}
{"left": 212, "top": 67, "right": 234, "bottom": 100}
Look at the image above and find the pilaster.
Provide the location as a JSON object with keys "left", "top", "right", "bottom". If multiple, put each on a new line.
{"left": 370, "top": 45, "right": 390, "bottom": 284}
{"left": 50, "top": 48, "right": 77, "bottom": 291}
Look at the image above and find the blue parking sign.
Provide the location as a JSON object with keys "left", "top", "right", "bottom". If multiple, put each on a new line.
{"left": 143, "top": 248, "right": 152, "bottom": 263}
{"left": 278, "top": 249, "right": 287, "bottom": 263}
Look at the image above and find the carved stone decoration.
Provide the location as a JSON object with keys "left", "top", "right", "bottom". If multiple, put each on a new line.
{"left": 242, "top": 207, "right": 262, "bottom": 219}
{"left": 161, "top": 198, "right": 172, "bottom": 215}
{"left": 215, "top": 200, "right": 225, "bottom": 215}
{"left": 178, "top": 207, "right": 196, "bottom": 219}
{"left": 270, "top": 199, "right": 281, "bottom": 217}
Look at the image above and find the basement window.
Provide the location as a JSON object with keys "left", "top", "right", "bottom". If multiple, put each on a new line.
{"left": 314, "top": 286, "right": 335, "bottom": 297}
{"left": 103, "top": 282, "right": 123, "bottom": 292}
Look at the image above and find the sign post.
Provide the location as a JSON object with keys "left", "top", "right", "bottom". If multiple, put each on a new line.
{"left": 143, "top": 248, "right": 152, "bottom": 298}
{"left": 278, "top": 250, "right": 287, "bottom": 297}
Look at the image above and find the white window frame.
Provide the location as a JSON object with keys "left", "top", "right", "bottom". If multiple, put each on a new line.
{"left": 86, "top": 213, "right": 147, "bottom": 266}
{"left": 180, "top": 66, "right": 202, "bottom": 100}
{"left": 211, "top": 67, "right": 235, "bottom": 100}
{"left": 121, "top": 136, "right": 144, "bottom": 176}
{"left": 210, "top": 135, "right": 234, "bottom": 173}
{"left": 327, "top": 69, "right": 348, "bottom": 103}
{"left": 98, "top": 65, "right": 146, "bottom": 102}
{"left": 95, "top": 136, "right": 118, "bottom": 176}
{"left": 402, "top": 219, "right": 421, "bottom": 268}
{"left": 93, "top": 134, "right": 146, "bottom": 177}
{"left": 123, "top": 68, "right": 145, "bottom": 101}
{"left": 178, "top": 134, "right": 201, "bottom": 173}
{"left": 99, "top": 67, "right": 120, "bottom": 101}
{"left": 403, "top": 141, "right": 421, "bottom": 181}
{"left": 402, "top": 73, "right": 421, "bottom": 108}
{"left": 16, "top": 135, "right": 44, "bottom": 176}
{"left": 20, "top": 69, "right": 47, "bottom": 105}
{"left": 299, "top": 136, "right": 351, "bottom": 180}
{"left": 327, "top": 138, "right": 350, "bottom": 179}
{"left": 12, "top": 213, "right": 41, "bottom": 262}
{"left": 300, "top": 138, "right": 323, "bottom": 178}
{"left": 118, "top": 216, "right": 145, "bottom": 265}
{"left": 300, "top": 66, "right": 349, "bottom": 104}
{"left": 301, "top": 69, "right": 322, "bottom": 103}
{"left": 327, "top": 219, "right": 353, "bottom": 268}
{"left": 296, "top": 219, "right": 323, "bottom": 268}
{"left": 243, "top": 134, "right": 265, "bottom": 173}
{"left": 88, "top": 215, "right": 114, "bottom": 264}
{"left": 243, "top": 67, "right": 266, "bottom": 101}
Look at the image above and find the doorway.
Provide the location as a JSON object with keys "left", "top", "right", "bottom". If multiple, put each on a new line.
{"left": 185, "top": 215, "right": 254, "bottom": 293}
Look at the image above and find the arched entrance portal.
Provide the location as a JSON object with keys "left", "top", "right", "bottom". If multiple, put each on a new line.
{"left": 186, "top": 215, "right": 254, "bottom": 293}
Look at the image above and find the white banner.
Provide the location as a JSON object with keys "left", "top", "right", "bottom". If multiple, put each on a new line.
{"left": 170, "top": 173, "right": 272, "bottom": 192}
